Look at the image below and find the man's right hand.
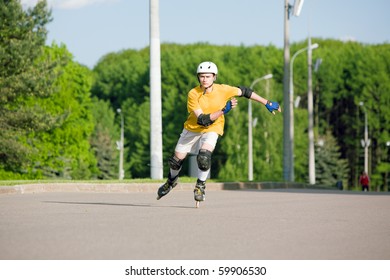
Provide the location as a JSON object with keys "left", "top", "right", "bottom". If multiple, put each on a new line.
{"left": 222, "top": 98, "right": 238, "bottom": 114}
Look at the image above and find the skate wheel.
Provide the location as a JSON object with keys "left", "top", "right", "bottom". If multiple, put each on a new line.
{"left": 195, "top": 201, "right": 200, "bottom": 208}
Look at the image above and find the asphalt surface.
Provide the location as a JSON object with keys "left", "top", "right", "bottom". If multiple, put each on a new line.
{"left": 1, "top": 188, "right": 389, "bottom": 260}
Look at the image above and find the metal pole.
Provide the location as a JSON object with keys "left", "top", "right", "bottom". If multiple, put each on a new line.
{"left": 283, "top": 0, "right": 293, "bottom": 182}
{"left": 290, "top": 43, "right": 318, "bottom": 184}
{"left": 289, "top": 46, "right": 307, "bottom": 182}
{"left": 117, "top": 108, "right": 124, "bottom": 180}
{"left": 149, "top": 0, "right": 163, "bottom": 179}
{"left": 308, "top": 37, "right": 315, "bottom": 184}
{"left": 364, "top": 111, "right": 369, "bottom": 173}
{"left": 248, "top": 99, "right": 253, "bottom": 181}
{"left": 359, "top": 102, "right": 370, "bottom": 175}
{"left": 120, "top": 111, "right": 124, "bottom": 180}
{"left": 248, "top": 74, "right": 272, "bottom": 181}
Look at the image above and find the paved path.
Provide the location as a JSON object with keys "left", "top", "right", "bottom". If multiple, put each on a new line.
{"left": 1, "top": 188, "right": 389, "bottom": 260}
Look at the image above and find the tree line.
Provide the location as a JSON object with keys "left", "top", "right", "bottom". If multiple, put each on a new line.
{"left": 1, "top": 0, "right": 389, "bottom": 190}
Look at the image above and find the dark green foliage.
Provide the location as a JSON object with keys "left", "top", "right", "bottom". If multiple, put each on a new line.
{"left": 315, "top": 131, "right": 349, "bottom": 186}
{"left": 91, "top": 49, "right": 150, "bottom": 109}
{"left": 122, "top": 99, "right": 150, "bottom": 178}
{"left": 0, "top": 0, "right": 59, "bottom": 176}
{"left": 22, "top": 44, "right": 97, "bottom": 179}
{"left": 90, "top": 97, "right": 118, "bottom": 179}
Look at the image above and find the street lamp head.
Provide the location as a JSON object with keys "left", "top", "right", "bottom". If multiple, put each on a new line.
{"left": 264, "top": 74, "right": 273, "bottom": 80}
{"left": 311, "top": 43, "right": 319, "bottom": 50}
{"left": 293, "top": 0, "right": 305, "bottom": 17}
{"left": 359, "top": 101, "right": 364, "bottom": 107}
{"left": 117, "top": 108, "right": 121, "bottom": 114}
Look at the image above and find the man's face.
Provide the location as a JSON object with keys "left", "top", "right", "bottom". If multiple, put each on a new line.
{"left": 198, "top": 73, "right": 215, "bottom": 88}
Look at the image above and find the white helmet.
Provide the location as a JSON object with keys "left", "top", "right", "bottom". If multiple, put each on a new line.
{"left": 197, "top": 61, "right": 218, "bottom": 75}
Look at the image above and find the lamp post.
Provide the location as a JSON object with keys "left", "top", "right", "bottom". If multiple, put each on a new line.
{"left": 248, "top": 74, "right": 273, "bottom": 181}
{"left": 117, "top": 108, "right": 124, "bottom": 180}
{"left": 289, "top": 42, "right": 319, "bottom": 183}
{"left": 307, "top": 37, "right": 317, "bottom": 184}
{"left": 359, "top": 102, "right": 370, "bottom": 174}
{"left": 283, "top": 0, "right": 304, "bottom": 182}
{"left": 290, "top": 43, "right": 319, "bottom": 103}
{"left": 149, "top": 0, "right": 163, "bottom": 179}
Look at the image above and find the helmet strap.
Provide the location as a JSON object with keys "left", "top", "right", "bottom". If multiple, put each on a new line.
{"left": 201, "top": 83, "right": 213, "bottom": 95}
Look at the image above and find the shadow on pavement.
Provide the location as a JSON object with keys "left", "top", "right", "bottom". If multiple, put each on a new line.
{"left": 42, "top": 200, "right": 194, "bottom": 209}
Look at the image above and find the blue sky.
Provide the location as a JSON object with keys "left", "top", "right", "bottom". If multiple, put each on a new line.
{"left": 22, "top": 0, "right": 390, "bottom": 68}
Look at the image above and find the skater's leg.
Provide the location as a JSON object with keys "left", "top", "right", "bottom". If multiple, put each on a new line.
{"left": 158, "top": 128, "right": 202, "bottom": 200}
{"left": 198, "top": 151, "right": 211, "bottom": 182}
{"left": 157, "top": 152, "right": 186, "bottom": 200}
{"left": 194, "top": 148, "right": 212, "bottom": 202}
{"left": 168, "top": 152, "right": 186, "bottom": 178}
{"left": 193, "top": 133, "right": 218, "bottom": 203}
{"left": 198, "top": 169, "right": 210, "bottom": 181}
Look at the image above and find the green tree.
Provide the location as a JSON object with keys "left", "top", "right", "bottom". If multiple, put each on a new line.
{"left": 0, "top": 0, "right": 59, "bottom": 178}
{"left": 315, "top": 131, "right": 349, "bottom": 186}
{"left": 23, "top": 44, "right": 97, "bottom": 179}
{"left": 92, "top": 49, "right": 150, "bottom": 109}
{"left": 352, "top": 44, "right": 390, "bottom": 190}
{"left": 90, "top": 97, "right": 118, "bottom": 179}
{"left": 122, "top": 99, "right": 150, "bottom": 178}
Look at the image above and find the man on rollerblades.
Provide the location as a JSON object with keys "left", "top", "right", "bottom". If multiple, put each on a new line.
{"left": 157, "top": 61, "right": 281, "bottom": 207}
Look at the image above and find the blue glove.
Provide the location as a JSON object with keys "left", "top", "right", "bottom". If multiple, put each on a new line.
{"left": 265, "top": 100, "right": 280, "bottom": 114}
{"left": 222, "top": 100, "right": 233, "bottom": 114}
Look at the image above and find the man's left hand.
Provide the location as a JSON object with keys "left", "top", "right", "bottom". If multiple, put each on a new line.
{"left": 265, "top": 100, "right": 281, "bottom": 115}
